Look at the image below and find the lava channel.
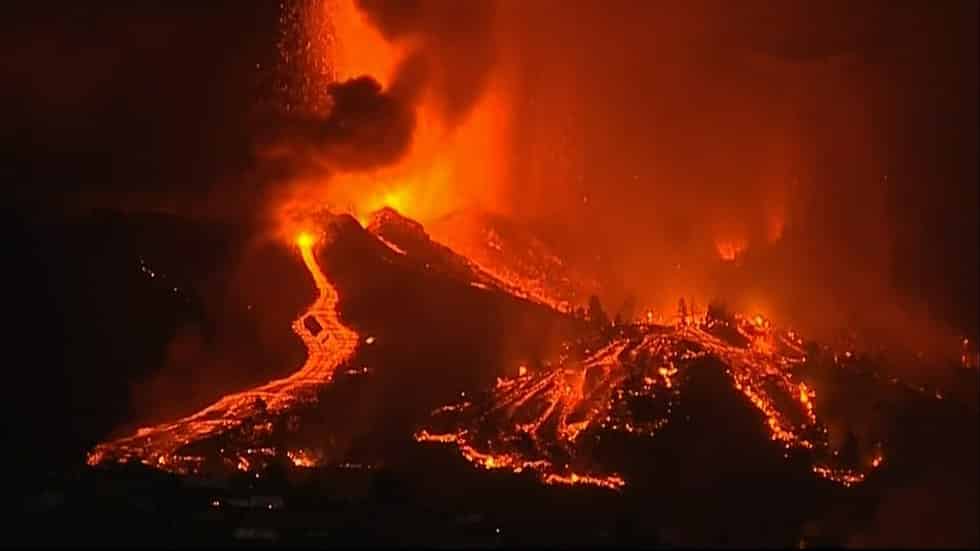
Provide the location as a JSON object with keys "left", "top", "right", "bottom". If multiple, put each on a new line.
{"left": 87, "top": 234, "right": 358, "bottom": 473}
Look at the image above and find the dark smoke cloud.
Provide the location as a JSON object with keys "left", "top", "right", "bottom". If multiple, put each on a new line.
{"left": 260, "top": 33, "right": 434, "bottom": 174}
{"left": 273, "top": 73, "right": 418, "bottom": 171}
{"left": 261, "top": 0, "right": 497, "bottom": 181}
{"left": 355, "top": 0, "right": 497, "bottom": 125}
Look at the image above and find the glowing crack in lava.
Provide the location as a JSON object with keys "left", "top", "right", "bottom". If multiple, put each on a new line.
{"left": 87, "top": 232, "right": 358, "bottom": 473}
{"left": 417, "top": 312, "right": 885, "bottom": 490}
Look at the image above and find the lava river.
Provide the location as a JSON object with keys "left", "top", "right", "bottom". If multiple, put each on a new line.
{"left": 416, "top": 313, "right": 886, "bottom": 490}
{"left": 87, "top": 233, "right": 359, "bottom": 473}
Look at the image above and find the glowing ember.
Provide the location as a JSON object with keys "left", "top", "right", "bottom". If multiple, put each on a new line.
{"left": 811, "top": 465, "right": 867, "bottom": 487}
{"left": 287, "top": 449, "right": 322, "bottom": 468}
{"left": 543, "top": 472, "right": 626, "bottom": 490}
{"left": 715, "top": 238, "right": 748, "bottom": 262}
{"left": 87, "top": 233, "right": 359, "bottom": 473}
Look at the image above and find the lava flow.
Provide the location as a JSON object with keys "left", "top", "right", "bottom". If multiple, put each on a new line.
{"left": 87, "top": 231, "right": 358, "bottom": 473}
{"left": 417, "top": 310, "right": 886, "bottom": 491}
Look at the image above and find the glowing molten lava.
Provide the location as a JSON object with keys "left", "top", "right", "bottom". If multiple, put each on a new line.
{"left": 715, "top": 237, "right": 748, "bottom": 262}
{"left": 87, "top": 233, "right": 358, "bottom": 473}
{"left": 417, "top": 312, "right": 887, "bottom": 491}
{"left": 296, "top": 231, "right": 315, "bottom": 248}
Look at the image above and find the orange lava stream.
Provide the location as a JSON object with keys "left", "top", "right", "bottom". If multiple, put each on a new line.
{"left": 416, "top": 341, "right": 636, "bottom": 491}
{"left": 87, "top": 238, "right": 359, "bottom": 472}
{"left": 419, "top": 312, "right": 887, "bottom": 491}
{"left": 451, "top": 253, "right": 574, "bottom": 313}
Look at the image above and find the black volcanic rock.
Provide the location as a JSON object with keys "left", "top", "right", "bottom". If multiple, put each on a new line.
{"left": 305, "top": 209, "right": 584, "bottom": 448}
{"left": 303, "top": 314, "right": 323, "bottom": 336}
{"left": 366, "top": 207, "right": 428, "bottom": 252}
{"left": 363, "top": 207, "right": 503, "bottom": 288}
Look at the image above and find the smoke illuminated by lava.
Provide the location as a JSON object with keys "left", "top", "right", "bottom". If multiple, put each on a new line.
{"left": 298, "top": 2, "right": 967, "bottom": 358}
{"left": 86, "top": 0, "right": 973, "bottom": 498}
{"left": 275, "top": 0, "right": 512, "bottom": 229}
{"left": 275, "top": 0, "right": 910, "bottom": 347}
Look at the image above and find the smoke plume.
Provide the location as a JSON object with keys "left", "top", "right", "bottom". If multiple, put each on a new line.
{"left": 270, "top": 70, "right": 421, "bottom": 171}
{"left": 2, "top": 1, "right": 974, "bottom": 353}
{"left": 274, "top": 0, "right": 976, "bottom": 353}
{"left": 355, "top": 0, "right": 497, "bottom": 125}
{"left": 265, "top": 0, "right": 498, "bottom": 183}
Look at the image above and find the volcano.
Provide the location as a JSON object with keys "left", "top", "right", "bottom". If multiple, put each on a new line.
{"left": 5, "top": 0, "right": 977, "bottom": 546}
{"left": 86, "top": 208, "right": 582, "bottom": 476}
{"left": 58, "top": 207, "right": 975, "bottom": 546}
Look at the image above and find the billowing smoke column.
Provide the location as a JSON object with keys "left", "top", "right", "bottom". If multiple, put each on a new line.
{"left": 271, "top": 0, "right": 497, "bottom": 176}
{"left": 355, "top": 0, "right": 496, "bottom": 126}
{"left": 275, "top": 72, "right": 419, "bottom": 171}
{"left": 3, "top": 2, "right": 973, "bottom": 348}
{"left": 278, "top": 0, "right": 976, "bottom": 355}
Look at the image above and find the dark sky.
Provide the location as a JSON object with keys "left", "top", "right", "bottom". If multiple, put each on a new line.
{"left": 1, "top": 1, "right": 976, "bottom": 337}
{"left": 1, "top": 1, "right": 284, "bottom": 218}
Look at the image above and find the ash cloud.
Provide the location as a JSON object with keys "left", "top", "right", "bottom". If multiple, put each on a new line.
{"left": 266, "top": 0, "right": 498, "bottom": 175}
{"left": 273, "top": 71, "right": 420, "bottom": 171}
{"left": 355, "top": 0, "right": 497, "bottom": 125}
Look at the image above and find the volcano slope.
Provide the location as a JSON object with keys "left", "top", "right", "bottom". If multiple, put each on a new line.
{"left": 256, "top": 209, "right": 979, "bottom": 546}
{"left": 18, "top": 207, "right": 978, "bottom": 547}
{"left": 76, "top": 206, "right": 580, "bottom": 477}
